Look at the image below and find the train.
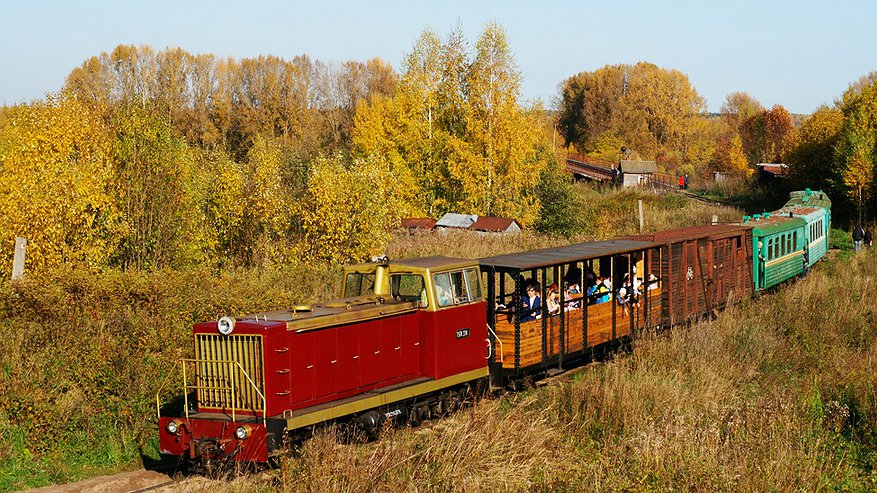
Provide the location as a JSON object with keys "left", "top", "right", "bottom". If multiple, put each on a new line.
{"left": 157, "top": 189, "right": 831, "bottom": 464}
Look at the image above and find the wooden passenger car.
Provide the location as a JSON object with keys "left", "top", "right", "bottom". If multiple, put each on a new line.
{"left": 627, "top": 224, "right": 753, "bottom": 326}
{"left": 480, "top": 240, "right": 662, "bottom": 384}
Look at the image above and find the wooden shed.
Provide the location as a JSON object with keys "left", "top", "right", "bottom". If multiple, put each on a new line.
{"left": 469, "top": 217, "right": 521, "bottom": 235}
{"left": 619, "top": 160, "right": 658, "bottom": 187}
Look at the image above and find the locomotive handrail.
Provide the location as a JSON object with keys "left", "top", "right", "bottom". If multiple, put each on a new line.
{"left": 155, "top": 358, "right": 267, "bottom": 427}
{"left": 486, "top": 324, "right": 503, "bottom": 362}
{"left": 155, "top": 359, "right": 183, "bottom": 424}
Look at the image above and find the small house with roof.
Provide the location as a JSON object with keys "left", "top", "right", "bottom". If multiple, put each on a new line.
{"left": 619, "top": 160, "right": 658, "bottom": 187}
{"left": 399, "top": 217, "right": 437, "bottom": 231}
{"left": 756, "top": 163, "right": 788, "bottom": 183}
{"left": 469, "top": 216, "right": 522, "bottom": 236}
{"left": 435, "top": 213, "right": 478, "bottom": 231}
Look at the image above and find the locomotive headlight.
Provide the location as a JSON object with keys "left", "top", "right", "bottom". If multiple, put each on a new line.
{"left": 235, "top": 425, "right": 252, "bottom": 440}
{"left": 166, "top": 420, "right": 180, "bottom": 435}
{"left": 217, "top": 316, "right": 235, "bottom": 335}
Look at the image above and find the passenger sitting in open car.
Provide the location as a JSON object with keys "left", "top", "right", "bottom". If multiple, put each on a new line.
{"left": 588, "top": 276, "right": 612, "bottom": 304}
{"left": 546, "top": 284, "right": 560, "bottom": 315}
{"left": 520, "top": 283, "right": 541, "bottom": 321}
{"left": 566, "top": 281, "right": 582, "bottom": 309}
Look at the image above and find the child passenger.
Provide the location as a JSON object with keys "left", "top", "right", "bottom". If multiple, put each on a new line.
{"left": 546, "top": 284, "right": 560, "bottom": 315}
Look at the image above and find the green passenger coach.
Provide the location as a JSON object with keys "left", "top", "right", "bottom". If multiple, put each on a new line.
{"left": 744, "top": 189, "right": 831, "bottom": 292}
{"left": 782, "top": 189, "right": 831, "bottom": 270}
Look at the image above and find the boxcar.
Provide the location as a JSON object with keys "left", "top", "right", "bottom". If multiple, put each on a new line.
{"left": 627, "top": 224, "right": 754, "bottom": 326}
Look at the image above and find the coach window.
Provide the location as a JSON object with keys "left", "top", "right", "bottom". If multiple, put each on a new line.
{"left": 391, "top": 274, "right": 426, "bottom": 304}
{"left": 345, "top": 272, "right": 375, "bottom": 297}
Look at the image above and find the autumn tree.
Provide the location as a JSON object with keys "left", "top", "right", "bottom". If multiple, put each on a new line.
{"left": 786, "top": 106, "right": 843, "bottom": 192}
{"left": 352, "top": 30, "right": 448, "bottom": 214}
{"left": 0, "top": 95, "right": 116, "bottom": 274}
{"left": 836, "top": 79, "right": 877, "bottom": 224}
{"left": 738, "top": 104, "right": 793, "bottom": 164}
{"left": 298, "top": 154, "right": 418, "bottom": 263}
{"left": 711, "top": 134, "right": 751, "bottom": 177}
{"left": 556, "top": 62, "right": 705, "bottom": 166}
{"left": 720, "top": 92, "right": 764, "bottom": 135}
{"left": 110, "top": 103, "right": 208, "bottom": 269}
{"left": 65, "top": 45, "right": 395, "bottom": 160}
{"left": 353, "top": 24, "right": 551, "bottom": 225}
{"left": 449, "top": 23, "right": 544, "bottom": 223}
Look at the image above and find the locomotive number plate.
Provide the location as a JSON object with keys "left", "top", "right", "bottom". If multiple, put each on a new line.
{"left": 456, "top": 328, "right": 470, "bottom": 339}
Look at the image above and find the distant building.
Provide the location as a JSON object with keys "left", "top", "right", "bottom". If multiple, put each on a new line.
{"left": 713, "top": 172, "right": 731, "bottom": 183}
{"left": 619, "top": 160, "right": 658, "bottom": 187}
{"left": 413, "top": 213, "right": 524, "bottom": 235}
{"left": 435, "top": 213, "right": 478, "bottom": 230}
{"left": 756, "top": 163, "right": 788, "bottom": 179}
{"left": 469, "top": 217, "right": 522, "bottom": 235}
{"left": 399, "top": 217, "right": 437, "bottom": 231}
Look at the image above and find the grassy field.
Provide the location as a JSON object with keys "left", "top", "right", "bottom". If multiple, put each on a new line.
{"left": 0, "top": 185, "right": 857, "bottom": 491}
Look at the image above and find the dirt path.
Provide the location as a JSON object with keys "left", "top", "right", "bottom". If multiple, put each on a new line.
{"left": 21, "top": 470, "right": 175, "bottom": 493}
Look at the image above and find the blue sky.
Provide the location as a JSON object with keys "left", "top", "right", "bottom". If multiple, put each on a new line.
{"left": 2, "top": 0, "right": 875, "bottom": 113}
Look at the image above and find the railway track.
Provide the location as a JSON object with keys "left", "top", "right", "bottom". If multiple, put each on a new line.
{"left": 679, "top": 190, "right": 758, "bottom": 214}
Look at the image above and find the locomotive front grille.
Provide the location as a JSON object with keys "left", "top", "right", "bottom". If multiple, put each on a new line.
{"left": 194, "top": 334, "right": 265, "bottom": 412}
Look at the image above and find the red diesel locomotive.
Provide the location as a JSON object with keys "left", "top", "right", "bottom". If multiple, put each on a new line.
{"left": 158, "top": 257, "right": 490, "bottom": 463}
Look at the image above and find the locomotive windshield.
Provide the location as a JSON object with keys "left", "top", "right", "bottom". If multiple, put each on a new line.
{"left": 391, "top": 274, "right": 426, "bottom": 304}
{"left": 344, "top": 272, "right": 375, "bottom": 297}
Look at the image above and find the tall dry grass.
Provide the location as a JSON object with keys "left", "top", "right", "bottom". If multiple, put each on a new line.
{"left": 0, "top": 264, "right": 340, "bottom": 491}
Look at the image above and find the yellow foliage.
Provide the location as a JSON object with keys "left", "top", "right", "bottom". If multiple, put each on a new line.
{"left": 0, "top": 94, "right": 115, "bottom": 274}
{"left": 712, "top": 134, "right": 752, "bottom": 177}
{"left": 111, "top": 103, "right": 209, "bottom": 269}
{"left": 298, "top": 155, "right": 419, "bottom": 263}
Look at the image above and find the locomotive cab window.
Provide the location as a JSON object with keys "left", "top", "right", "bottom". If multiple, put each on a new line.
{"left": 391, "top": 274, "right": 426, "bottom": 304}
{"left": 433, "top": 268, "right": 482, "bottom": 308}
{"left": 344, "top": 272, "right": 375, "bottom": 297}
